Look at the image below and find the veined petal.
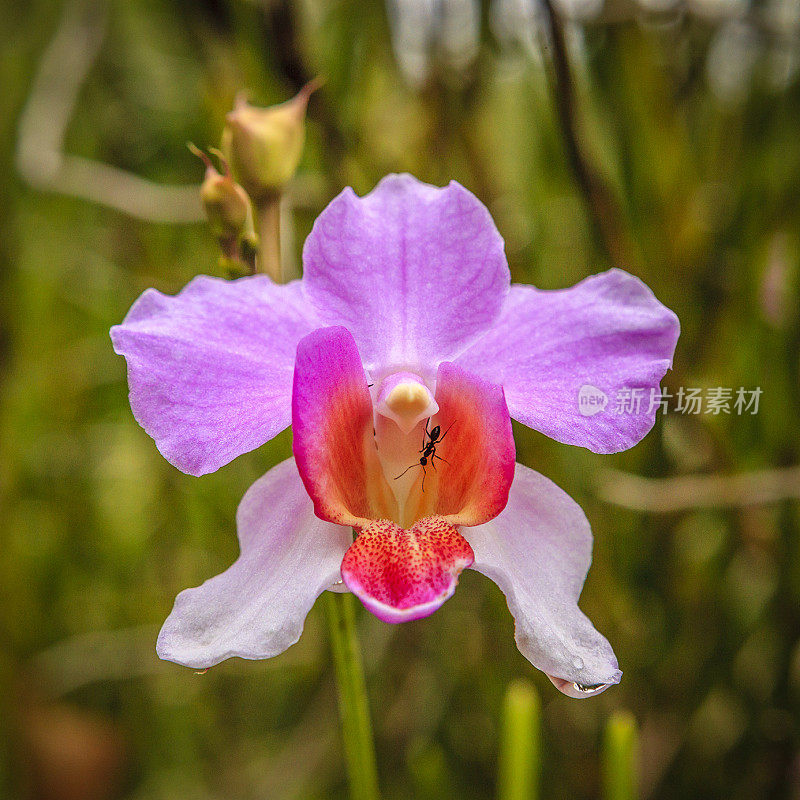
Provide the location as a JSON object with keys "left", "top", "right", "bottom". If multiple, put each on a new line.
{"left": 406, "top": 363, "right": 516, "bottom": 528}
{"left": 111, "top": 275, "right": 319, "bottom": 475}
{"left": 341, "top": 516, "right": 474, "bottom": 623}
{"left": 463, "top": 463, "right": 621, "bottom": 693}
{"left": 456, "top": 269, "right": 680, "bottom": 453}
{"left": 292, "top": 326, "right": 396, "bottom": 527}
{"left": 157, "top": 458, "right": 352, "bottom": 668}
{"left": 302, "top": 174, "right": 510, "bottom": 372}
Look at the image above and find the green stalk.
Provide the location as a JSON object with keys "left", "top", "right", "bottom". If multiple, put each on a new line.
{"left": 602, "top": 711, "right": 639, "bottom": 800}
{"left": 254, "top": 193, "right": 283, "bottom": 282}
{"left": 325, "top": 591, "right": 380, "bottom": 800}
{"left": 263, "top": 187, "right": 375, "bottom": 798}
{"left": 498, "top": 680, "right": 541, "bottom": 800}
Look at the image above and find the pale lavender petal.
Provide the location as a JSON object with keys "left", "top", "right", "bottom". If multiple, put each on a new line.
{"left": 456, "top": 269, "right": 680, "bottom": 453}
{"left": 302, "top": 173, "right": 510, "bottom": 372}
{"left": 111, "top": 275, "right": 320, "bottom": 475}
{"left": 157, "top": 458, "right": 352, "bottom": 668}
{"left": 462, "top": 463, "right": 621, "bottom": 692}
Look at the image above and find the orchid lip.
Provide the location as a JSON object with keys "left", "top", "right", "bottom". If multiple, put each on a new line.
{"left": 339, "top": 516, "right": 475, "bottom": 623}
{"left": 350, "top": 584, "right": 458, "bottom": 624}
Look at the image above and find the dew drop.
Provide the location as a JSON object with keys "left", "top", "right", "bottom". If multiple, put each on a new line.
{"left": 547, "top": 674, "right": 615, "bottom": 699}
{"left": 572, "top": 656, "right": 585, "bottom": 670}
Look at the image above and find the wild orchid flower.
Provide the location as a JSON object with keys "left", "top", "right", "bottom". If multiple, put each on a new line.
{"left": 111, "top": 174, "right": 679, "bottom": 696}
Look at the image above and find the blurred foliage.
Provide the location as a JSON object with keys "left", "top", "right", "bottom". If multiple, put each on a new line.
{"left": 1, "top": 0, "right": 799, "bottom": 798}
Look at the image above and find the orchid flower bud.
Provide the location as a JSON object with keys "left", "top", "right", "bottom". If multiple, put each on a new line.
{"left": 190, "top": 145, "right": 257, "bottom": 275}
{"left": 221, "top": 79, "right": 320, "bottom": 202}
{"left": 190, "top": 144, "right": 251, "bottom": 239}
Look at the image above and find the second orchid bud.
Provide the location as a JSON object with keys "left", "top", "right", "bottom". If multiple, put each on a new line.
{"left": 190, "top": 144, "right": 256, "bottom": 273}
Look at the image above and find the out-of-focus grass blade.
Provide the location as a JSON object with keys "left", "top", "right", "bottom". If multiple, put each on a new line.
{"left": 498, "top": 680, "right": 541, "bottom": 800}
{"left": 603, "top": 711, "right": 639, "bottom": 800}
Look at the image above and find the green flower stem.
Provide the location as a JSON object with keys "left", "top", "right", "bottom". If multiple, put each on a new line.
{"left": 325, "top": 591, "right": 380, "bottom": 800}
{"left": 498, "top": 680, "right": 541, "bottom": 800}
{"left": 255, "top": 194, "right": 283, "bottom": 282}
{"left": 603, "top": 711, "right": 639, "bottom": 800}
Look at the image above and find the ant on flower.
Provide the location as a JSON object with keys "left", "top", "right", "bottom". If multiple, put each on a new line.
{"left": 394, "top": 419, "right": 454, "bottom": 492}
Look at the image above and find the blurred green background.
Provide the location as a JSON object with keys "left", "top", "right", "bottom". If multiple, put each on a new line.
{"left": 1, "top": 0, "right": 799, "bottom": 798}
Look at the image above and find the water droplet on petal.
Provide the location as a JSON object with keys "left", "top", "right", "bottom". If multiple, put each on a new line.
{"left": 572, "top": 656, "right": 584, "bottom": 670}
{"left": 547, "top": 674, "right": 615, "bottom": 699}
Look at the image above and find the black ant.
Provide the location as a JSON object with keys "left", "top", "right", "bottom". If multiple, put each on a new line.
{"left": 394, "top": 419, "right": 454, "bottom": 492}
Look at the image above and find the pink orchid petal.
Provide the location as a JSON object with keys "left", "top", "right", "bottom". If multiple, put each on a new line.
{"left": 110, "top": 275, "right": 320, "bottom": 475}
{"left": 303, "top": 174, "right": 510, "bottom": 371}
{"left": 156, "top": 458, "right": 352, "bottom": 668}
{"left": 341, "top": 516, "right": 474, "bottom": 623}
{"left": 456, "top": 269, "right": 680, "bottom": 453}
{"left": 404, "top": 363, "right": 516, "bottom": 528}
{"left": 292, "top": 326, "right": 396, "bottom": 527}
{"left": 435, "top": 363, "right": 516, "bottom": 525}
{"left": 462, "top": 463, "right": 621, "bottom": 693}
